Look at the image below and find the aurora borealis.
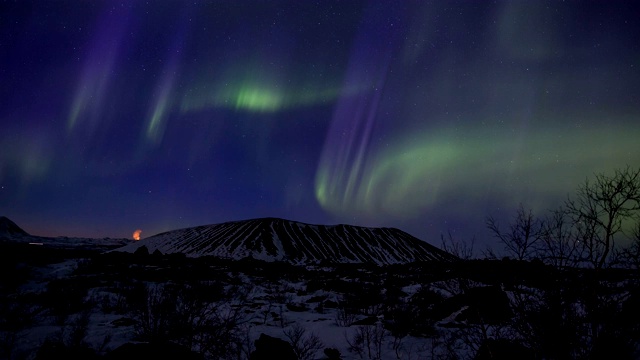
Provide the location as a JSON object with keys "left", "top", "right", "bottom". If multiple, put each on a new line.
{"left": 1, "top": 1, "right": 639, "bottom": 246}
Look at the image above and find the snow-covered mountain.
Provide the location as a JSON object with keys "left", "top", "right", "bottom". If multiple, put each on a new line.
{"left": 0, "top": 216, "right": 133, "bottom": 250}
{"left": 114, "top": 217, "right": 457, "bottom": 265}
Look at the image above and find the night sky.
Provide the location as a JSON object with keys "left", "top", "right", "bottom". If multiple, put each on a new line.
{"left": 1, "top": 1, "right": 639, "bottom": 247}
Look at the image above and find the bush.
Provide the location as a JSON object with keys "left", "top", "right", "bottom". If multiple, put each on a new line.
{"left": 283, "top": 324, "right": 324, "bottom": 360}
{"left": 346, "top": 324, "right": 388, "bottom": 360}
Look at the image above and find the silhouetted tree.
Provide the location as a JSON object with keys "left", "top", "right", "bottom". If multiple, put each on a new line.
{"left": 486, "top": 204, "right": 543, "bottom": 261}
{"left": 621, "top": 220, "right": 640, "bottom": 270}
{"left": 539, "top": 207, "right": 583, "bottom": 268}
{"left": 346, "top": 324, "right": 388, "bottom": 360}
{"left": 565, "top": 166, "right": 640, "bottom": 269}
{"left": 440, "top": 230, "right": 474, "bottom": 260}
{"left": 282, "top": 324, "right": 323, "bottom": 360}
{"left": 130, "top": 282, "right": 249, "bottom": 359}
{"left": 493, "top": 167, "right": 640, "bottom": 359}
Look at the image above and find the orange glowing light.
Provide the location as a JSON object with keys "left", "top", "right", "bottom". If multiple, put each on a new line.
{"left": 133, "top": 229, "right": 142, "bottom": 241}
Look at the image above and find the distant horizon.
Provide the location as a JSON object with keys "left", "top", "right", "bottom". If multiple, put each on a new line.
{"left": 3, "top": 214, "right": 445, "bottom": 243}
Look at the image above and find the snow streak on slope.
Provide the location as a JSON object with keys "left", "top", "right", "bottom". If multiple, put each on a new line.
{"left": 114, "top": 217, "right": 457, "bottom": 265}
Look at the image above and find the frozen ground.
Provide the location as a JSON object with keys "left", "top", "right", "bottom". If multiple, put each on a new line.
{"left": 2, "top": 254, "right": 473, "bottom": 360}
{"left": 4, "top": 246, "right": 637, "bottom": 359}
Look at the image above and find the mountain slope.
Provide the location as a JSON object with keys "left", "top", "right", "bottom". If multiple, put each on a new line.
{"left": 114, "top": 217, "right": 457, "bottom": 265}
{"left": 0, "top": 216, "right": 29, "bottom": 237}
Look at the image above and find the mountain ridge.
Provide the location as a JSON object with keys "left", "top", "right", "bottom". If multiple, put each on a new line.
{"left": 0, "top": 216, "right": 29, "bottom": 237}
{"left": 0, "top": 216, "right": 133, "bottom": 250}
{"left": 115, "top": 217, "right": 457, "bottom": 265}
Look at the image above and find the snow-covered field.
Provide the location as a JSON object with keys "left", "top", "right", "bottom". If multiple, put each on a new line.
{"left": 0, "top": 250, "right": 479, "bottom": 360}
{"left": 2, "top": 245, "right": 638, "bottom": 360}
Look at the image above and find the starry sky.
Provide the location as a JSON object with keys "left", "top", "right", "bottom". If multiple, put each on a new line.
{"left": 1, "top": 1, "right": 639, "bottom": 247}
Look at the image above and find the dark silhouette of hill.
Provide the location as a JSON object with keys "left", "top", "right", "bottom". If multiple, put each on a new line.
{"left": 114, "top": 217, "right": 456, "bottom": 265}
{"left": 0, "top": 216, "right": 132, "bottom": 250}
{"left": 0, "top": 216, "right": 29, "bottom": 238}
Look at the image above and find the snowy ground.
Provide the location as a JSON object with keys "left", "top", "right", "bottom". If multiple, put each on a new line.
{"left": 2, "top": 253, "right": 477, "bottom": 360}
{"left": 6, "top": 250, "right": 634, "bottom": 359}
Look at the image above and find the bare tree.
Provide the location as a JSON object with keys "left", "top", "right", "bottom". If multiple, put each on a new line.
{"left": 621, "top": 219, "right": 640, "bottom": 270}
{"left": 62, "top": 310, "right": 91, "bottom": 349}
{"left": 335, "top": 302, "right": 358, "bottom": 327}
{"left": 486, "top": 204, "right": 543, "bottom": 260}
{"left": 283, "top": 323, "right": 324, "bottom": 360}
{"left": 132, "top": 283, "right": 175, "bottom": 342}
{"left": 539, "top": 208, "right": 583, "bottom": 268}
{"left": 130, "top": 282, "right": 250, "bottom": 359}
{"left": 440, "top": 230, "right": 475, "bottom": 260}
{"left": 345, "top": 324, "right": 388, "bottom": 360}
{"left": 565, "top": 166, "right": 640, "bottom": 269}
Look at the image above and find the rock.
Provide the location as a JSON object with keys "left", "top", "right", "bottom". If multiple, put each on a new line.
{"left": 324, "top": 347, "right": 342, "bottom": 359}
{"left": 250, "top": 333, "right": 296, "bottom": 360}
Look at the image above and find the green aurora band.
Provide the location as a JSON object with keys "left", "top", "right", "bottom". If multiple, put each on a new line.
{"left": 181, "top": 82, "right": 357, "bottom": 113}
{"left": 315, "top": 120, "right": 640, "bottom": 220}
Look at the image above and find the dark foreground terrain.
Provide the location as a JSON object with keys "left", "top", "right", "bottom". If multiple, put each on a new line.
{"left": 1, "top": 241, "right": 639, "bottom": 360}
